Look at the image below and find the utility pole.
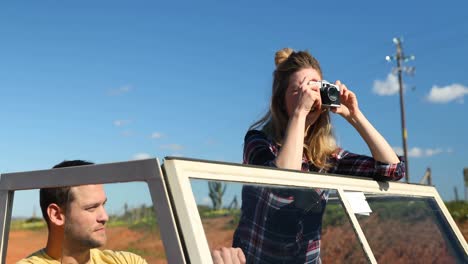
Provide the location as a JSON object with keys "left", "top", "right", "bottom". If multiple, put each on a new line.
{"left": 386, "top": 37, "right": 415, "bottom": 183}
{"left": 419, "top": 167, "right": 432, "bottom": 185}
{"left": 464, "top": 168, "right": 468, "bottom": 201}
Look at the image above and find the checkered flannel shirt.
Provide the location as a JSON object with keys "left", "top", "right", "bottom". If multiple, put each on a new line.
{"left": 232, "top": 130, "right": 405, "bottom": 264}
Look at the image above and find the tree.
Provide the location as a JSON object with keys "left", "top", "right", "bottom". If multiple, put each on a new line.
{"left": 208, "top": 181, "right": 226, "bottom": 210}
{"left": 228, "top": 195, "right": 239, "bottom": 210}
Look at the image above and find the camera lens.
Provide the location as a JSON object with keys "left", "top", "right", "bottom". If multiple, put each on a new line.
{"left": 327, "top": 86, "right": 339, "bottom": 102}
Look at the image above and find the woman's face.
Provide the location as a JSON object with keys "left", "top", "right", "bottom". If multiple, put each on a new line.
{"left": 284, "top": 67, "right": 322, "bottom": 126}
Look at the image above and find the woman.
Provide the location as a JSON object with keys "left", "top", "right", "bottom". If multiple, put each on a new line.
{"left": 232, "top": 48, "right": 405, "bottom": 263}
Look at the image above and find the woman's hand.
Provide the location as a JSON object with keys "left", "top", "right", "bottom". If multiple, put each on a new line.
{"left": 330, "top": 80, "right": 360, "bottom": 119}
{"left": 211, "top": 247, "right": 246, "bottom": 264}
{"left": 293, "top": 77, "right": 322, "bottom": 117}
{"left": 330, "top": 80, "right": 400, "bottom": 164}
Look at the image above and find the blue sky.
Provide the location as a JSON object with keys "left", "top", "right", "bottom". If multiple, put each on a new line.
{"left": 2, "top": 1, "right": 467, "bottom": 217}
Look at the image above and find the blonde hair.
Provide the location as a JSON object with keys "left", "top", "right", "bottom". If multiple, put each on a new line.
{"left": 250, "top": 48, "right": 338, "bottom": 169}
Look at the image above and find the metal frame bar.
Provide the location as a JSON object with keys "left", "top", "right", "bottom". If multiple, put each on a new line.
{"left": 147, "top": 160, "right": 185, "bottom": 263}
{"left": 0, "top": 158, "right": 185, "bottom": 263}
{"left": 0, "top": 190, "right": 13, "bottom": 264}
{"left": 337, "top": 189, "right": 376, "bottom": 264}
{"left": 163, "top": 158, "right": 211, "bottom": 263}
{"left": 162, "top": 157, "right": 468, "bottom": 263}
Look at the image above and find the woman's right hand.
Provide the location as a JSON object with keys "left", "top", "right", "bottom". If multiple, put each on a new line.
{"left": 293, "top": 77, "right": 322, "bottom": 118}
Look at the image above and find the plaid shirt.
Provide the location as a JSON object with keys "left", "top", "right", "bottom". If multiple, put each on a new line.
{"left": 232, "top": 130, "right": 405, "bottom": 264}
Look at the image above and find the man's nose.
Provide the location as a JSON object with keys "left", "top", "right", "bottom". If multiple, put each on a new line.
{"left": 98, "top": 206, "right": 109, "bottom": 223}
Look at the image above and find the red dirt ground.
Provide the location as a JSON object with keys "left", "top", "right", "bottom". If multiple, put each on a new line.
{"left": 7, "top": 220, "right": 468, "bottom": 263}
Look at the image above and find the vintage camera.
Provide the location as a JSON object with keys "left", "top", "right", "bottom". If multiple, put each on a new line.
{"left": 320, "top": 80, "right": 341, "bottom": 107}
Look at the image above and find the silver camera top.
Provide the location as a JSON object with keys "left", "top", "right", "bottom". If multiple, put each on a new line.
{"left": 319, "top": 80, "right": 341, "bottom": 108}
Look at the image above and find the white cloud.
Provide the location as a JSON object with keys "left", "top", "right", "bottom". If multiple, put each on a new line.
{"left": 201, "top": 197, "right": 212, "bottom": 206}
{"left": 205, "top": 139, "right": 218, "bottom": 145}
{"left": 151, "top": 132, "right": 163, "bottom": 139}
{"left": 160, "top": 144, "right": 184, "bottom": 151}
{"left": 393, "top": 146, "right": 451, "bottom": 158}
{"left": 424, "top": 148, "right": 443, "bottom": 157}
{"left": 372, "top": 73, "right": 400, "bottom": 96}
{"left": 121, "top": 130, "right": 133, "bottom": 137}
{"left": 426, "top": 84, "right": 468, "bottom": 104}
{"left": 132, "top": 153, "right": 152, "bottom": 160}
{"left": 108, "top": 85, "right": 133, "bottom": 96}
{"left": 409, "top": 147, "right": 424, "bottom": 157}
{"left": 113, "top": 119, "right": 131, "bottom": 127}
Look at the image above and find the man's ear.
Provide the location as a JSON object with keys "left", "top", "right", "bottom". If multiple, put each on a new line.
{"left": 47, "top": 204, "right": 65, "bottom": 226}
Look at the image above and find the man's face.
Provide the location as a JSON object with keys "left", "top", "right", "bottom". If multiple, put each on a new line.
{"left": 64, "top": 184, "right": 108, "bottom": 249}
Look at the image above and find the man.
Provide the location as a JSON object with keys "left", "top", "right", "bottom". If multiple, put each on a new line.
{"left": 18, "top": 160, "right": 245, "bottom": 264}
{"left": 18, "top": 160, "right": 147, "bottom": 264}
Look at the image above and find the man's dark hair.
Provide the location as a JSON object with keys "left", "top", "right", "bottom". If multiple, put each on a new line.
{"left": 39, "top": 160, "right": 94, "bottom": 224}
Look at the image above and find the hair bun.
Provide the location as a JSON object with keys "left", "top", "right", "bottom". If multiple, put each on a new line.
{"left": 275, "top": 48, "right": 294, "bottom": 66}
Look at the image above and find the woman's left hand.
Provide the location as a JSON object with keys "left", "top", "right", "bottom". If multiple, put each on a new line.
{"left": 330, "top": 80, "right": 360, "bottom": 119}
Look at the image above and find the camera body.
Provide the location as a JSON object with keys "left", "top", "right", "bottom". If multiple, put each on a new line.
{"left": 319, "top": 80, "right": 341, "bottom": 108}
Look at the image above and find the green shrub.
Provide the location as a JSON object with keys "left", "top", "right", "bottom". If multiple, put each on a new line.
{"left": 10, "top": 219, "right": 46, "bottom": 230}
{"left": 322, "top": 203, "right": 347, "bottom": 228}
{"left": 445, "top": 201, "right": 468, "bottom": 222}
